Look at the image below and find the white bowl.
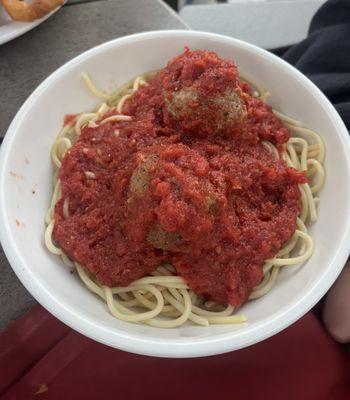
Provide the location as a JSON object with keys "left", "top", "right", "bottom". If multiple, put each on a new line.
{"left": 1, "top": 31, "right": 350, "bottom": 358}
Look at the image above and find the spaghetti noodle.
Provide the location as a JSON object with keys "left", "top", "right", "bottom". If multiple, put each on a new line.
{"left": 45, "top": 66, "right": 325, "bottom": 328}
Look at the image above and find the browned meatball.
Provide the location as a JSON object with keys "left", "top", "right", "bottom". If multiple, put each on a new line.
{"left": 129, "top": 153, "right": 158, "bottom": 199}
{"left": 147, "top": 223, "right": 185, "bottom": 251}
{"left": 163, "top": 86, "right": 247, "bottom": 138}
{"left": 125, "top": 144, "right": 223, "bottom": 253}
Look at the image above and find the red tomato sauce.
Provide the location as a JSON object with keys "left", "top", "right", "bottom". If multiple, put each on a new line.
{"left": 53, "top": 49, "right": 306, "bottom": 306}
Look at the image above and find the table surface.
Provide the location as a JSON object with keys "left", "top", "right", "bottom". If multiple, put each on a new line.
{"left": 0, "top": 0, "right": 186, "bottom": 332}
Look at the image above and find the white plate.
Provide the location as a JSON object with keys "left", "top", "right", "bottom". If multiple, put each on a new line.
{"left": 1, "top": 31, "right": 350, "bottom": 358}
{"left": 0, "top": 2, "right": 64, "bottom": 45}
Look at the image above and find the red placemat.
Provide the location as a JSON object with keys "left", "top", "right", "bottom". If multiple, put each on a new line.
{"left": 0, "top": 306, "right": 349, "bottom": 400}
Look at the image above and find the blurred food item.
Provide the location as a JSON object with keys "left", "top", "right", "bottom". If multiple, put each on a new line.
{"left": 1, "top": 0, "right": 63, "bottom": 22}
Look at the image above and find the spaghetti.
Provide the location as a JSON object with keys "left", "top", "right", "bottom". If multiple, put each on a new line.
{"left": 45, "top": 65, "right": 325, "bottom": 328}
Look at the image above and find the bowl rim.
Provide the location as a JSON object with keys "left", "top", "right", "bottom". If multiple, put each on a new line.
{"left": 1, "top": 29, "right": 350, "bottom": 358}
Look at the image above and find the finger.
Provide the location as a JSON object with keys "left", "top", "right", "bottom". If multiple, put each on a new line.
{"left": 323, "top": 262, "right": 350, "bottom": 343}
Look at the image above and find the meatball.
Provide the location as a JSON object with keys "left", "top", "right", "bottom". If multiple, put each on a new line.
{"left": 124, "top": 144, "right": 224, "bottom": 253}
{"left": 147, "top": 223, "right": 185, "bottom": 251}
{"left": 129, "top": 153, "right": 158, "bottom": 199}
{"left": 124, "top": 48, "right": 248, "bottom": 139}
{"left": 164, "top": 86, "right": 246, "bottom": 138}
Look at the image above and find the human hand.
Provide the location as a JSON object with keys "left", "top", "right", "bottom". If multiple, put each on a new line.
{"left": 323, "top": 262, "right": 350, "bottom": 343}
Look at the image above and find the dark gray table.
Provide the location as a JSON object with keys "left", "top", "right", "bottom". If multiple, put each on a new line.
{"left": 0, "top": 0, "right": 186, "bottom": 332}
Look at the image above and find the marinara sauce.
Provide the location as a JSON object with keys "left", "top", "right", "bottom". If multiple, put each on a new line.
{"left": 53, "top": 49, "right": 306, "bottom": 307}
